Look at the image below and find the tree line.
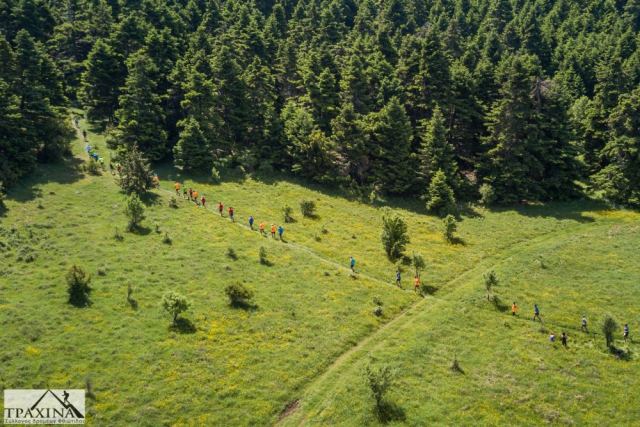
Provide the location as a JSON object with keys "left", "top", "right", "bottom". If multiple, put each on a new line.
{"left": 1, "top": 0, "right": 639, "bottom": 209}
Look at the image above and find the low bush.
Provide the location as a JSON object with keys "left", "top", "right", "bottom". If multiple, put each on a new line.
{"left": 225, "top": 283, "right": 254, "bottom": 307}
{"left": 67, "top": 265, "right": 92, "bottom": 307}
{"left": 300, "top": 200, "right": 317, "bottom": 218}
{"left": 283, "top": 206, "right": 295, "bottom": 223}
{"left": 161, "top": 291, "right": 190, "bottom": 324}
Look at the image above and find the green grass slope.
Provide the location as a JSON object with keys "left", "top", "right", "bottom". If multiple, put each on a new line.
{"left": 282, "top": 217, "right": 640, "bottom": 426}
{"left": 1, "top": 121, "right": 638, "bottom": 426}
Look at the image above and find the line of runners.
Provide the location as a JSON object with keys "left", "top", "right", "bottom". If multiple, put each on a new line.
{"left": 174, "top": 182, "right": 284, "bottom": 239}
{"left": 173, "top": 181, "right": 632, "bottom": 348}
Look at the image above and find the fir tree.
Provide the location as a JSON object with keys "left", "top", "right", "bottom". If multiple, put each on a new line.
{"left": 592, "top": 87, "right": 640, "bottom": 206}
{"left": 365, "top": 97, "right": 413, "bottom": 194}
{"left": 417, "top": 105, "right": 459, "bottom": 191}
{"left": 108, "top": 50, "right": 167, "bottom": 160}
{"left": 426, "top": 169, "right": 456, "bottom": 217}
{"left": 80, "top": 39, "right": 124, "bottom": 123}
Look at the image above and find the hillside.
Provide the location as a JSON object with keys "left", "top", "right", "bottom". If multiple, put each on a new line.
{"left": 1, "top": 122, "right": 638, "bottom": 425}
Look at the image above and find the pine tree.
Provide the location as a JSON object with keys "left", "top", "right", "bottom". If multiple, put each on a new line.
{"left": 281, "top": 100, "right": 340, "bottom": 182}
{"left": 481, "top": 54, "right": 542, "bottom": 203}
{"left": 80, "top": 39, "right": 124, "bottom": 123}
{"left": 173, "top": 117, "right": 213, "bottom": 172}
{"left": 331, "top": 102, "right": 368, "bottom": 184}
{"left": 592, "top": 87, "right": 640, "bottom": 206}
{"left": 116, "top": 145, "right": 154, "bottom": 195}
{"left": 426, "top": 169, "right": 456, "bottom": 217}
{"left": 417, "top": 105, "right": 459, "bottom": 191}
{"left": 108, "top": 50, "right": 167, "bottom": 160}
{"left": 365, "top": 97, "right": 413, "bottom": 194}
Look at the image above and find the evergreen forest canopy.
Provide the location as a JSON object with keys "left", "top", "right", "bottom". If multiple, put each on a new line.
{"left": 1, "top": 0, "right": 639, "bottom": 207}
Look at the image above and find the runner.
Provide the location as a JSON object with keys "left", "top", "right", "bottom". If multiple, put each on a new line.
{"left": 533, "top": 304, "right": 542, "bottom": 322}
{"left": 248, "top": 216, "right": 254, "bottom": 230}
{"left": 349, "top": 256, "right": 356, "bottom": 272}
{"left": 174, "top": 182, "right": 181, "bottom": 196}
{"left": 259, "top": 222, "right": 265, "bottom": 235}
{"left": 218, "top": 202, "right": 224, "bottom": 216}
{"left": 188, "top": 188, "right": 193, "bottom": 201}
{"left": 414, "top": 275, "right": 420, "bottom": 293}
{"left": 624, "top": 324, "right": 629, "bottom": 342}
{"left": 395, "top": 269, "right": 401, "bottom": 287}
{"left": 192, "top": 190, "right": 199, "bottom": 205}
{"left": 561, "top": 332, "right": 568, "bottom": 348}
{"left": 511, "top": 302, "right": 518, "bottom": 316}
{"left": 201, "top": 195, "right": 206, "bottom": 208}
{"left": 581, "top": 316, "right": 588, "bottom": 332}
{"left": 270, "top": 224, "right": 276, "bottom": 238}
{"left": 278, "top": 225, "right": 284, "bottom": 240}
{"left": 228, "top": 206, "right": 235, "bottom": 222}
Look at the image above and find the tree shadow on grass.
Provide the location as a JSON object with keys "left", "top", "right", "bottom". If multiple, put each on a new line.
{"left": 230, "top": 300, "right": 259, "bottom": 312}
{"left": 139, "top": 191, "right": 161, "bottom": 206}
{"left": 449, "top": 236, "right": 466, "bottom": 246}
{"left": 609, "top": 346, "right": 632, "bottom": 361}
{"left": 128, "top": 225, "right": 152, "bottom": 236}
{"left": 153, "top": 163, "right": 613, "bottom": 223}
{"left": 127, "top": 297, "right": 138, "bottom": 310}
{"left": 169, "top": 318, "right": 196, "bottom": 334}
{"left": 491, "top": 296, "right": 510, "bottom": 313}
{"left": 421, "top": 284, "right": 439, "bottom": 295}
{"left": 376, "top": 400, "right": 406, "bottom": 424}
{"left": 485, "top": 199, "right": 604, "bottom": 223}
{"left": 5, "top": 157, "right": 84, "bottom": 204}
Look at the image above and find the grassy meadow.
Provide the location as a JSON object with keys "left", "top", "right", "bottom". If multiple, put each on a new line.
{"left": 1, "top": 120, "right": 639, "bottom": 425}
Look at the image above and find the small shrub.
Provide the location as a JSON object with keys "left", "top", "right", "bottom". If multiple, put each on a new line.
{"left": 373, "top": 296, "right": 383, "bottom": 306}
{"left": 321, "top": 224, "right": 329, "bottom": 234}
{"left": 300, "top": 200, "right": 317, "bottom": 218}
{"left": 450, "top": 354, "right": 464, "bottom": 373}
{"left": 0, "top": 183, "right": 5, "bottom": 208}
{"left": 602, "top": 315, "right": 618, "bottom": 348}
{"left": 443, "top": 214, "right": 457, "bottom": 243}
{"left": 373, "top": 305, "right": 383, "bottom": 317}
{"left": 17, "top": 246, "right": 36, "bottom": 263}
{"left": 227, "top": 247, "right": 238, "bottom": 260}
{"left": 85, "top": 377, "right": 96, "bottom": 400}
{"left": 412, "top": 253, "right": 425, "bottom": 277}
{"left": 365, "top": 363, "right": 394, "bottom": 415}
{"left": 113, "top": 227, "right": 124, "bottom": 241}
{"left": 225, "top": 283, "right": 254, "bottom": 306}
{"left": 162, "top": 232, "right": 172, "bottom": 245}
{"left": 124, "top": 194, "right": 145, "bottom": 231}
{"left": 211, "top": 166, "right": 221, "bottom": 183}
{"left": 259, "top": 246, "right": 269, "bottom": 265}
{"left": 37, "top": 200, "right": 44, "bottom": 209}
{"left": 283, "top": 206, "right": 295, "bottom": 223}
{"left": 161, "top": 291, "right": 190, "bottom": 324}
{"left": 97, "top": 266, "right": 107, "bottom": 276}
{"left": 155, "top": 222, "right": 161, "bottom": 233}
{"left": 116, "top": 146, "right": 154, "bottom": 195}
{"left": 86, "top": 159, "right": 102, "bottom": 176}
{"left": 479, "top": 183, "right": 496, "bottom": 206}
{"left": 381, "top": 209, "right": 410, "bottom": 260}
{"left": 314, "top": 234, "right": 322, "bottom": 242}
{"left": 168, "top": 197, "right": 178, "bottom": 208}
{"left": 483, "top": 270, "right": 498, "bottom": 301}
{"left": 67, "top": 265, "right": 92, "bottom": 307}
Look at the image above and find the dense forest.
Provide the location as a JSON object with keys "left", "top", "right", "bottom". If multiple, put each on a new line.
{"left": 1, "top": 0, "right": 639, "bottom": 208}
